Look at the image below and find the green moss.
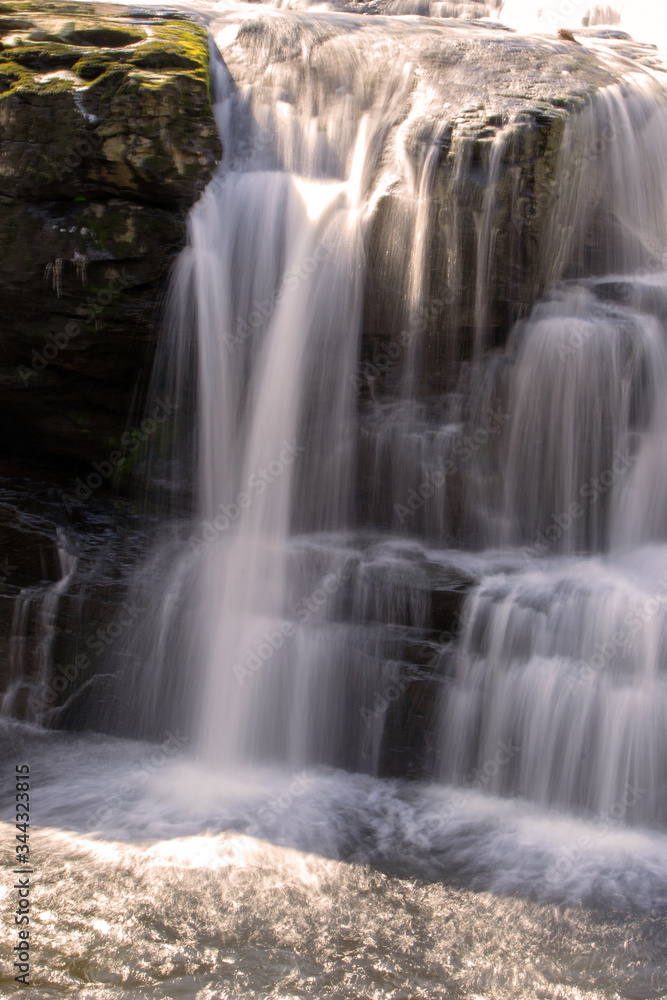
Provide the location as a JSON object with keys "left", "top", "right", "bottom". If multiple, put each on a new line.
{"left": 25, "top": 72, "right": 76, "bottom": 94}
{"left": 0, "top": 58, "right": 34, "bottom": 93}
{"left": 0, "top": 2, "right": 221, "bottom": 204}
{"left": 0, "top": 3, "right": 93, "bottom": 15}
{"left": 129, "top": 41, "right": 201, "bottom": 72}
{"left": 136, "top": 21, "right": 211, "bottom": 89}
{"left": 0, "top": 6, "right": 212, "bottom": 106}
{"left": 71, "top": 50, "right": 124, "bottom": 79}
{"left": 84, "top": 64, "right": 128, "bottom": 97}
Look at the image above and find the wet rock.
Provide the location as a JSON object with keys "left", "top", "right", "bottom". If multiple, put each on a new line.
{"left": 0, "top": 2, "right": 221, "bottom": 463}
{"left": 0, "top": 459, "right": 150, "bottom": 714}
{"left": 361, "top": 20, "right": 649, "bottom": 390}
{"left": 0, "top": 504, "right": 62, "bottom": 587}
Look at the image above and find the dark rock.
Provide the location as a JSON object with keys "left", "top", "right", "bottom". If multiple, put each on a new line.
{"left": 0, "top": 2, "right": 222, "bottom": 463}
{"left": 0, "top": 458, "right": 151, "bottom": 714}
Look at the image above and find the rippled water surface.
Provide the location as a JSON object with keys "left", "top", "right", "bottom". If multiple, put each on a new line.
{"left": 2, "top": 723, "right": 666, "bottom": 998}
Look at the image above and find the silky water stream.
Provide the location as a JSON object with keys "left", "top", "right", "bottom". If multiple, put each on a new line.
{"left": 2, "top": 3, "right": 667, "bottom": 997}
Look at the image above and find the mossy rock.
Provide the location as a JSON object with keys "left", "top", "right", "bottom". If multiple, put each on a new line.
{"left": 8, "top": 42, "right": 85, "bottom": 70}
{"left": 129, "top": 42, "right": 202, "bottom": 72}
{"left": 0, "top": 2, "right": 221, "bottom": 204}
{"left": 0, "top": 1, "right": 221, "bottom": 462}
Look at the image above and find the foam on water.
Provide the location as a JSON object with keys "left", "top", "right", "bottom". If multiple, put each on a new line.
{"left": 4, "top": 11, "right": 667, "bottom": 994}
{"left": 3, "top": 721, "right": 667, "bottom": 915}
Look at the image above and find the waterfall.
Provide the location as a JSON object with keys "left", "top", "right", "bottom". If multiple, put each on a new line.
{"left": 437, "top": 80, "right": 667, "bottom": 825}
{"left": 6, "top": 7, "right": 667, "bottom": 992}
{"left": 122, "top": 15, "right": 443, "bottom": 762}
{"left": 1, "top": 529, "right": 77, "bottom": 725}
{"left": 438, "top": 556, "right": 667, "bottom": 824}
{"left": 91, "top": 5, "right": 667, "bottom": 829}
{"left": 498, "top": 284, "right": 667, "bottom": 553}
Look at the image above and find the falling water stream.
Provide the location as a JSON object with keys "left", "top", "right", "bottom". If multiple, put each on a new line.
{"left": 3, "top": 1, "right": 667, "bottom": 997}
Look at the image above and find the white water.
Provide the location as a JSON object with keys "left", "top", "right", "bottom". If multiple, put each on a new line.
{"left": 498, "top": 2, "right": 667, "bottom": 56}
{"left": 175, "top": 26, "right": 417, "bottom": 762}
{"left": 439, "top": 79, "right": 667, "bottom": 821}
{"left": 141, "top": 19, "right": 667, "bottom": 834}
{"left": 5, "top": 720, "right": 667, "bottom": 913}
{"left": 1, "top": 530, "right": 76, "bottom": 725}
{"left": 5, "top": 10, "right": 667, "bottom": 997}
{"left": 136, "top": 9, "right": 526, "bottom": 765}
{"left": 4, "top": 735, "right": 666, "bottom": 997}
{"left": 87, "top": 0, "right": 667, "bottom": 834}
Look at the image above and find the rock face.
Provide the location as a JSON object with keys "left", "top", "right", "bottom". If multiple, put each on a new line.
{"left": 0, "top": 2, "right": 221, "bottom": 461}
{"left": 0, "top": 456, "right": 148, "bottom": 722}
{"left": 361, "top": 20, "right": 661, "bottom": 390}
{"left": 0, "top": 2, "right": 662, "bottom": 769}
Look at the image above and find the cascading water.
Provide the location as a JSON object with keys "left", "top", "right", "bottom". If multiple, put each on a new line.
{"left": 437, "top": 80, "right": 667, "bottom": 826}
{"left": 1, "top": 529, "right": 77, "bottom": 725}
{"left": 105, "top": 4, "right": 667, "bottom": 839}
{"left": 6, "top": 5, "right": 667, "bottom": 995}
{"left": 122, "top": 11, "right": 530, "bottom": 764}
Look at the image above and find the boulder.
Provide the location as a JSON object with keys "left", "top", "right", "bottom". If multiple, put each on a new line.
{"left": 0, "top": 2, "right": 221, "bottom": 461}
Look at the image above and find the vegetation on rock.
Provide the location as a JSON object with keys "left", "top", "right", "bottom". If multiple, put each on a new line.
{"left": 0, "top": 2, "right": 221, "bottom": 462}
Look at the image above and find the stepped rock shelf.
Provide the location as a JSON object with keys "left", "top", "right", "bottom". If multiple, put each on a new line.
{"left": 0, "top": 3, "right": 656, "bottom": 459}
{"left": 0, "top": 1, "right": 663, "bottom": 759}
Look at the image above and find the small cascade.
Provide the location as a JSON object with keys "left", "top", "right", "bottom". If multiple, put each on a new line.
{"left": 496, "top": 282, "right": 667, "bottom": 553}
{"left": 436, "top": 78, "right": 667, "bottom": 826}
{"left": 358, "top": 122, "right": 520, "bottom": 543}
{"left": 438, "top": 555, "right": 667, "bottom": 825}
{"left": 539, "top": 77, "right": 667, "bottom": 286}
{"left": 1, "top": 529, "right": 77, "bottom": 724}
